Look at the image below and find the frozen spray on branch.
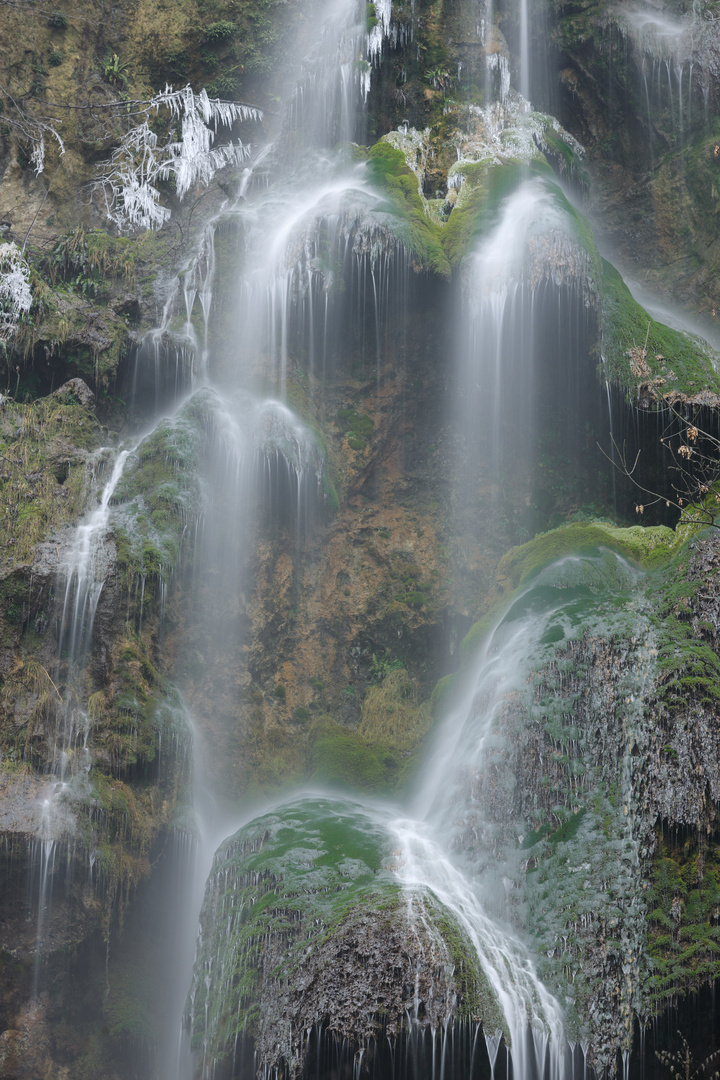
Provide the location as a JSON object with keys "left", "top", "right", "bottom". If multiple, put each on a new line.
{"left": 97, "top": 85, "right": 263, "bottom": 232}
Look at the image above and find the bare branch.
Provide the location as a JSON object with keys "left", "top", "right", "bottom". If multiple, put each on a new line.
{"left": 600, "top": 367, "right": 720, "bottom": 529}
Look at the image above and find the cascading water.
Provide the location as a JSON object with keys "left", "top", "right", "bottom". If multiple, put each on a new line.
{"left": 180, "top": 6, "right": 613, "bottom": 1080}
{"left": 456, "top": 178, "right": 594, "bottom": 490}
{"left": 607, "top": 0, "right": 719, "bottom": 161}
{"left": 58, "top": 448, "right": 130, "bottom": 664}
{"left": 97, "top": 5, "right": 411, "bottom": 1074}
{"left": 28, "top": 445, "right": 134, "bottom": 995}
{"left": 389, "top": 817, "right": 567, "bottom": 1079}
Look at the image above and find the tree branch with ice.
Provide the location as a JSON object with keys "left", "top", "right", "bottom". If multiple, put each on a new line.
{"left": 0, "top": 243, "right": 33, "bottom": 344}
{"left": 0, "top": 87, "right": 65, "bottom": 176}
{"left": 95, "top": 85, "right": 262, "bottom": 233}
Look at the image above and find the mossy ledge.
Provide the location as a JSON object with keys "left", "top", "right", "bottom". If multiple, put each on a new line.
{"left": 600, "top": 259, "right": 720, "bottom": 403}
{"left": 456, "top": 520, "right": 679, "bottom": 667}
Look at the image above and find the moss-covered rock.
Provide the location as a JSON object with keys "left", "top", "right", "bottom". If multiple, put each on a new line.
{"left": 0, "top": 383, "right": 100, "bottom": 567}
{"left": 599, "top": 259, "right": 720, "bottom": 401}
{"left": 188, "top": 797, "right": 502, "bottom": 1078}
{"left": 112, "top": 390, "right": 210, "bottom": 590}
{"left": 455, "top": 519, "right": 679, "bottom": 666}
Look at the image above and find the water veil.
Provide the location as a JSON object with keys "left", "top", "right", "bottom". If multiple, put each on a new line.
{"left": 176, "top": 6, "right": 602, "bottom": 1080}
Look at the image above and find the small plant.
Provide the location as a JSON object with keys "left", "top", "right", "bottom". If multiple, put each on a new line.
{"left": 700, "top": 0, "right": 720, "bottom": 19}
{"left": 200, "top": 46, "right": 221, "bottom": 70}
{"left": 370, "top": 653, "right": 403, "bottom": 681}
{"left": 48, "top": 50, "right": 63, "bottom": 67}
{"left": 656, "top": 1031, "right": 720, "bottom": 1080}
{"left": 274, "top": 684, "right": 286, "bottom": 701}
{"left": 294, "top": 706, "right": 309, "bottom": 723}
{"left": 47, "top": 11, "right": 67, "bottom": 29}
{"left": 425, "top": 67, "right": 452, "bottom": 91}
{"left": 203, "top": 20, "right": 237, "bottom": 41}
{"left": 338, "top": 407, "right": 372, "bottom": 451}
{"left": 102, "top": 52, "right": 131, "bottom": 88}
{"left": 207, "top": 70, "right": 242, "bottom": 98}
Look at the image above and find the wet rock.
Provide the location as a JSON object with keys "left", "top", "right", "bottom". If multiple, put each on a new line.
{"left": 52, "top": 377, "right": 96, "bottom": 412}
{"left": 189, "top": 798, "right": 501, "bottom": 1078}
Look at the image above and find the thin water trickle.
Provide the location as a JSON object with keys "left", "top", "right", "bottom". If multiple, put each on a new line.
{"left": 390, "top": 817, "right": 566, "bottom": 1075}
{"left": 58, "top": 448, "right": 130, "bottom": 663}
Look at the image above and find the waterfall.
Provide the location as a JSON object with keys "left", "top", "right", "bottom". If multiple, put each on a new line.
{"left": 10, "top": 0, "right": 720, "bottom": 1072}
{"left": 58, "top": 448, "right": 130, "bottom": 663}
{"left": 26, "top": 445, "right": 132, "bottom": 995}
{"left": 614, "top": 2, "right": 716, "bottom": 148}
{"left": 389, "top": 818, "right": 567, "bottom": 1076}
{"left": 178, "top": 2, "right": 608, "bottom": 1077}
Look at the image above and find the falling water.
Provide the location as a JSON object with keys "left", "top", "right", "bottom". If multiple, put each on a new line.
{"left": 58, "top": 448, "right": 130, "bottom": 663}
{"left": 518, "top": 0, "right": 529, "bottom": 102}
{"left": 617, "top": 2, "right": 715, "bottom": 146}
{"left": 28, "top": 445, "right": 134, "bottom": 997}
{"left": 178, "top": 2, "right": 606, "bottom": 1077}
{"left": 390, "top": 818, "right": 567, "bottom": 1076}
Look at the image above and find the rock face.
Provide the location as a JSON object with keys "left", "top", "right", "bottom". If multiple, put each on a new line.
{"left": 424, "top": 524, "right": 720, "bottom": 1074}
{"left": 549, "top": 0, "right": 720, "bottom": 315}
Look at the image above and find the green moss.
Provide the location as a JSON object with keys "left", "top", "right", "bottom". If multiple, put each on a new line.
{"left": 0, "top": 392, "right": 100, "bottom": 566}
{"left": 429, "top": 672, "right": 456, "bottom": 720}
{"left": 338, "top": 407, "right": 372, "bottom": 445}
{"left": 600, "top": 259, "right": 720, "bottom": 397}
{"left": 112, "top": 392, "right": 207, "bottom": 590}
{"left": 366, "top": 142, "right": 451, "bottom": 278}
{"left": 203, "top": 20, "right": 238, "bottom": 41}
{"left": 308, "top": 716, "right": 403, "bottom": 794}
{"left": 190, "top": 797, "right": 502, "bottom": 1064}
{"left": 441, "top": 157, "right": 569, "bottom": 269}
{"left": 496, "top": 520, "right": 680, "bottom": 590}
{"left": 456, "top": 520, "right": 677, "bottom": 664}
{"left": 190, "top": 799, "right": 397, "bottom": 1055}
{"left": 443, "top": 159, "right": 521, "bottom": 268}
{"left": 646, "top": 534, "right": 720, "bottom": 713}
{"left": 426, "top": 897, "right": 507, "bottom": 1034}
{"left": 543, "top": 129, "right": 588, "bottom": 186}
{"left": 89, "top": 641, "right": 190, "bottom": 778}
{"left": 322, "top": 473, "right": 339, "bottom": 514}
{"left": 645, "top": 819, "right": 720, "bottom": 1010}
{"left": 283, "top": 380, "right": 339, "bottom": 515}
